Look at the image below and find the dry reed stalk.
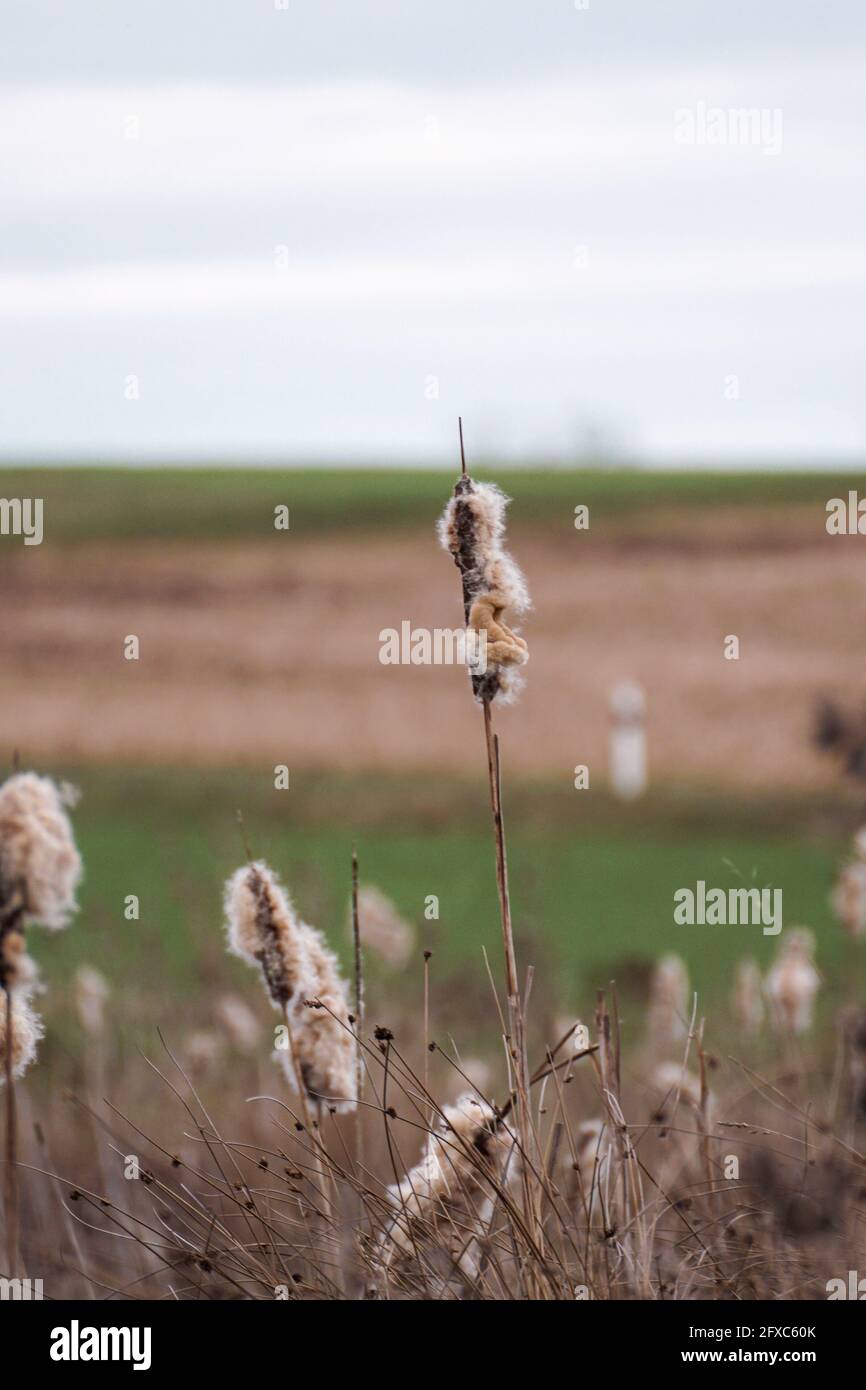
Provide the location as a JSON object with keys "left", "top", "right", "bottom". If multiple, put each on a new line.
{"left": 593, "top": 990, "right": 652, "bottom": 1297}
{"left": 696, "top": 1029, "right": 717, "bottom": 1212}
{"left": 3, "top": 985, "right": 18, "bottom": 1275}
{"left": 46, "top": 971, "right": 866, "bottom": 1301}
{"left": 351, "top": 846, "right": 365, "bottom": 1179}
{"left": 350, "top": 845, "right": 364, "bottom": 1117}
{"left": 482, "top": 706, "right": 537, "bottom": 1200}
{"left": 438, "top": 418, "right": 543, "bottom": 1281}
{"left": 648, "top": 953, "right": 690, "bottom": 1051}
{"left": 423, "top": 949, "right": 432, "bottom": 1130}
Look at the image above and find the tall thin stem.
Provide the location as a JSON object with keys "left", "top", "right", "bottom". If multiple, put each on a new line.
{"left": 448, "top": 419, "right": 543, "bottom": 1277}
{"left": 482, "top": 702, "right": 519, "bottom": 998}
{"left": 481, "top": 699, "right": 541, "bottom": 1270}
{"left": 3, "top": 985, "right": 20, "bottom": 1276}
{"left": 350, "top": 846, "right": 364, "bottom": 1175}
{"left": 423, "top": 949, "right": 432, "bottom": 1129}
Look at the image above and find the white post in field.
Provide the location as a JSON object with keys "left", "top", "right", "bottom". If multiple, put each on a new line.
{"left": 609, "top": 680, "right": 647, "bottom": 800}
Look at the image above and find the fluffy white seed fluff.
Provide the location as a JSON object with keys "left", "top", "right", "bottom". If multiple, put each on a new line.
{"left": 832, "top": 856, "right": 866, "bottom": 940}
{"left": 438, "top": 482, "right": 531, "bottom": 617}
{"left": 651, "top": 1062, "right": 704, "bottom": 1113}
{"left": 455, "top": 1056, "right": 493, "bottom": 1097}
{"left": 0, "top": 772, "right": 82, "bottom": 929}
{"left": 438, "top": 480, "right": 531, "bottom": 705}
{"left": 214, "top": 992, "right": 264, "bottom": 1054}
{"left": 183, "top": 1029, "right": 225, "bottom": 1077}
{"left": 732, "top": 959, "right": 765, "bottom": 1036}
{"left": 351, "top": 884, "right": 415, "bottom": 969}
{"left": 286, "top": 923, "right": 357, "bottom": 1113}
{"left": 0, "top": 992, "right": 43, "bottom": 1084}
{"left": 567, "top": 1117, "right": 612, "bottom": 1207}
{"left": 566, "top": 1119, "right": 613, "bottom": 1226}
{"left": 765, "top": 929, "right": 821, "bottom": 1035}
{"left": 647, "top": 954, "right": 690, "bottom": 1048}
{"left": 377, "top": 1094, "right": 513, "bottom": 1279}
{"left": 74, "top": 965, "right": 109, "bottom": 1040}
{"left": 225, "top": 861, "right": 357, "bottom": 1111}
{"left": 224, "top": 861, "right": 312, "bottom": 1011}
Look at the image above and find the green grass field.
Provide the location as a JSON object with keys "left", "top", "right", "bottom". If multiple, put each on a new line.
{"left": 30, "top": 764, "right": 854, "bottom": 1054}
{"left": 0, "top": 463, "right": 857, "bottom": 542}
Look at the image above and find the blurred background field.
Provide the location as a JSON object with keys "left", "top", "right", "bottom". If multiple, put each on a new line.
{"left": 2, "top": 464, "right": 864, "bottom": 1072}
{"left": 31, "top": 765, "right": 849, "bottom": 1052}
{"left": 0, "top": 462, "right": 860, "bottom": 539}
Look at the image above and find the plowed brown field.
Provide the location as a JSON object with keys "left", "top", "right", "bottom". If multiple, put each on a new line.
{"left": 0, "top": 504, "right": 859, "bottom": 789}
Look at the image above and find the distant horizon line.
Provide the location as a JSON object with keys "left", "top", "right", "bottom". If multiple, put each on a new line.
{"left": 0, "top": 453, "right": 863, "bottom": 474}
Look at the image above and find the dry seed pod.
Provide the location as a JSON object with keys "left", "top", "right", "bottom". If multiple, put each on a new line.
{"left": 830, "top": 824, "right": 866, "bottom": 938}
{"left": 732, "top": 959, "right": 764, "bottom": 1037}
{"left": 351, "top": 884, "right": 414, "bottom": 969}
{"left": 224, "top": 861, "right": 312, "bottom": 1011}
{"left": 765, "top": 929, "right": 820, "bottom": 1035}
{"left": 214, "top": 992, "right": 264, "bottom": 1054}
{"left": 438, "top": 479, "right": 530, "bottom": 705}
{"left": 225, "top": 860, "right": 357, "bottom": 1112}
{"left": 288, "top": 924, "right": 357, "bottom": 1113}
{"left": 647, "top": 954, "right": 690, "bottom": 1049}
{"left": 75, "top": 965, "right": 109, "bottom": 1040}
{"left": 0, "top": 992, "right": 43, "bottom": 1084}
{"left": 0, "top": 772, "right": 82, "bottom": 931}
{"left": 0, "top": 772, "right": 81, "bottom": 1085}
{"left": 376, "top": 1094, "right": 513, "bottom": 1287}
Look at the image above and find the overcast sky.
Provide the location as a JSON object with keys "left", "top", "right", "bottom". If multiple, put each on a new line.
{"left": 2, "top": 1, "right": 865, "bottom": 465}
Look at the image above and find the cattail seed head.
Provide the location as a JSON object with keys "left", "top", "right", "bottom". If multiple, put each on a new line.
{"left": 285, "top": 923, "right": 357, "bottom": 1113}
{"left": 224, "top": 860, "right": 357, "bottom": 1111}
{"left": 0, "top": 992, "right": 43, "bottom": 1084}
{"left": 651, "top": 1061, "right": 703, "bottom": 1113}
{"left": 436, "top": 1092, "right": 509, "bottom": 1168}
{"left": 393, "top": 1093, "right": 511, "bottom": 1210}
{"left": 568, "top": 1117, "right": 611, "bottom": 1190}
{"left": 648, "top": 954, "right": 690, "bottom": 1048}
{"left": 74, "top": 965, "right": 109, "bottom": 1040}
{"left": 832, "top": 847, "right": 866, "bottom": 940}
{"left": 214, "top": 992, "right": 264, "bottom": 1054}
{"left": 438, "top": 478, "right": 531, "bottom": 705}
{"left": 224, "top": 861, "right": 311, "bottom": 1011}
{"left": 183, "top": 1029, "right": 225, "bottom": 1078}
{"left": 842, "top": 1007, "right": 866, "bottom": 1119}
{"left": 0, "top": 923, "right": 37, "bottom": 993}
{"left": 455, "top": 1056, "right": 493, "bottom": 1097}
{"left": 375, "top": 1093, "right": 514, "bottom": 1290}
{"left": 350, "top": 884, "right": 415, "bottom": 969}
{"left": 732, "top": 958, "right": 764, "bottom": 1036}
{"left": 0, "top": 772, "right": 82, "bottom": 931}
{"left": 765, "top": 928, "right": 820, "bottom": 1035}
